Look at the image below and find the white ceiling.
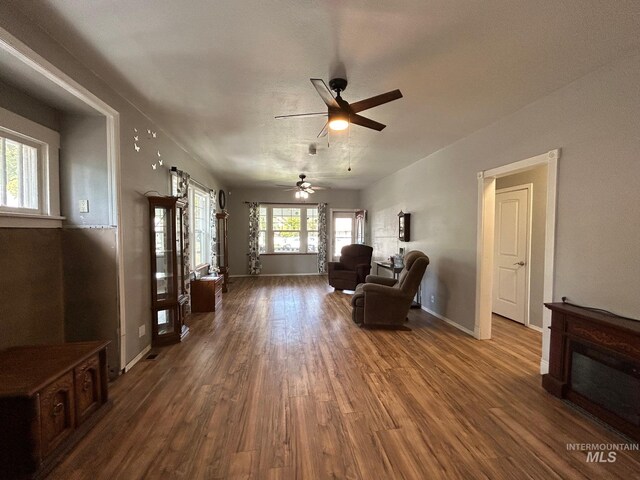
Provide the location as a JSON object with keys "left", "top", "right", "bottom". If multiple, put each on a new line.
{"left": 12, "top": 0, "right": 640, "bottom": 189}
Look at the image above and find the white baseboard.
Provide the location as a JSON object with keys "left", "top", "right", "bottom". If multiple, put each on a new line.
{"left": 527, "top": 324, "right": 543, "bottom": 333}
{"left": 421, "top": 306, "right": 476, "bottom": 338}
{"left": 124, "top": 344, "right": 151, "bottom": 373}
{"left": 539, "top": 359, "right": 549, "bottom": 375}
{"left": 230, "top": 273, "right": 326, "bottom": 278}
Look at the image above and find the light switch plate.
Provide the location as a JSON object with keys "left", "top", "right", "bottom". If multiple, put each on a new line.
{"left": 139, "top": 324, "right": 145, "bottom": 337}
{"left": 79, "top": 199, "right": 89, "bottom": 213}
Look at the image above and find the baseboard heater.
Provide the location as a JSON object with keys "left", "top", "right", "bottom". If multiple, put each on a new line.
{"left": 542, "top": 302, "right": 640, "bottom": 441}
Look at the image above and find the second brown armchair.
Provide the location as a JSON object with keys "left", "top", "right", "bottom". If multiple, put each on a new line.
{"left": 351, "top": 250, "right": 429, "bottom": 327}
{"left": 328, "top": 244, "right": 373, "bottom": 291}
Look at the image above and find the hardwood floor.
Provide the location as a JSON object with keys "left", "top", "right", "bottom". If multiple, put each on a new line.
{"left": 49, "top": 276, "right": 639, "bottom": 479}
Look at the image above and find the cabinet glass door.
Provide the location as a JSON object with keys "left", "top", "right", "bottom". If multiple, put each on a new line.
{"left": 156, "top": 308, "right": 176, "bottom": 336}
{"left": 154, "top": 206, "right": 175, "bottom": 301}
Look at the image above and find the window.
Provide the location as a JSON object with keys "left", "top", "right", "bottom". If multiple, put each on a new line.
{"left": 0, "top": 106, "right": 60, "bottom": 225}
{"left": 258, "top": 206, "right": 268, "bottom": 254}
{"left": 259, "top": 204, "right": 318, "bottom": 254}
{"left": 0, "top": 135, "right": 39, "bottom": 211}
{"left": 189, "top": 184, "right": 211, "bottom": 268}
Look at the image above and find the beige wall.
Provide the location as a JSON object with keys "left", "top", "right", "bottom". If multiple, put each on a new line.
{"left": 496, "top": 165, "right": 547, "bottom": 328}
{"left": 363, "top": 53, "right": 640, "bottom": 368}
{"left": 227, "top": 187, "right": 361, "bottom": 275}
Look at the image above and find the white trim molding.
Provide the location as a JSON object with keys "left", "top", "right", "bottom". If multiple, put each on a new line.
{"left": 124, "top": 344, "right": 152, "bottom": 373}
{"left": 230, "top": 273, "right": 325, "bottom": 278}
{"left": 422, "top": 306, "right": 477, "bottom": 337}
{"left": 540, "top": 359, "right": 549, "bottom": 375}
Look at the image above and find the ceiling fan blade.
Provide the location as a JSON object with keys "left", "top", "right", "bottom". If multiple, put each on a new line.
{"left": 305, "top": 188, "right": 315, "bottom": 194}
{"left": 310, "top": 186, "right": 327, "bottom": 190}
{"left": 300, "top": 182, "right": 311, "bottom": 188}
{"left": 350, "top": 113, "right": 386, "bottom": 131}
{"left": 310, "top": 79, "right": 339, "bottom": 109}
{"left": 349, "top": 89, "right": 403, "bottom": 113}
{"left": 317, "top": 121, "right": 329, "bottom": 138}
{"left": 275, "top": 112, "right": 327, "bottom": 119}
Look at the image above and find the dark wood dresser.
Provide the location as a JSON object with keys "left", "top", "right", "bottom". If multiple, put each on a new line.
{"left": 190, "top": 275, "right": 224, "bottom": 312}
{"left": 0, "top": 341, "right": 110, "bottom": 479}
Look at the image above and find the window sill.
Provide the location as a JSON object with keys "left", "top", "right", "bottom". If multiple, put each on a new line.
{"left": 0, "top": 212, "right": 66, "bottom": 228}
{"left": 258, "top": 252, "right": 319, "bottom": 256}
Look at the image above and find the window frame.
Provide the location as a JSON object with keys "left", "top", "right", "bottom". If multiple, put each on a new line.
{"left": 0, "top": 106, "right": 61, "bottom": 227}
{"left": 189, "top": 183, "right": 212, "bottom": 269}
{"left": 260, "top": 204, "right": 318, "bottom": 255}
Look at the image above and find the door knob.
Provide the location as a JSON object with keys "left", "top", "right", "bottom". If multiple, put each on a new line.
{"left": 513, "top": 261, "right": 525, "bottom": 266}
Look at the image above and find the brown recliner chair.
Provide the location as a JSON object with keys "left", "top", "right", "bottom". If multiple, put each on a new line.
{"left": 328, "top": 244, "right": 373, "bottom": 291}
{"left": 351, "top": 250, "right": 429, "bottom": 327}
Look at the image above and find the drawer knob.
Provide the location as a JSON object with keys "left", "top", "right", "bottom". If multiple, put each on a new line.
{"left": 52, "top": 401, "right": 64, "bottom": 417}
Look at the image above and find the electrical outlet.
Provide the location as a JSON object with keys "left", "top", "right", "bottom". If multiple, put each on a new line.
{"left": 139, "top": 324, "right": 145, "bottom": 337}
{"left": 430, "top": 294, "right": 435, "bottom": 304}
{"left": 79, "top": 199, "right": 89, "bottom": 213}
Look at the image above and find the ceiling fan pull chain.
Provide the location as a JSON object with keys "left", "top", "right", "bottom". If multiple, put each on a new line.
{"left": 348, "top": 123, "right": 352, "bottom": 172}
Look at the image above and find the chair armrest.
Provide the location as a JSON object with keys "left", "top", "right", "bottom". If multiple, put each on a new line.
{"left": 328, "top": 262, "right": 343, "bottom": 273}
{"left": 361, "top": 283, "right": 406, "bottom": 297}
{"left": 364, "top": 275, "right": 397, "bottom": 287}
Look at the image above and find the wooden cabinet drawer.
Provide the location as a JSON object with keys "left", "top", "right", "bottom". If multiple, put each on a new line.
{"left": 39, "top": 372, "right": 75, "bottom": 457}
{"left": 74, "top": 354, "right": 102, "bottom": 425}
{"left": 191, "top": 276, "right": 223, "bottom": 312}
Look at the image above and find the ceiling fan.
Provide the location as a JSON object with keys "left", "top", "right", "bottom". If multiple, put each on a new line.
{"left": 277, "top": 174, "right": 327, "bottom": 199}
{"left": 275, "top": 78, "right": 403, "bottom": 138}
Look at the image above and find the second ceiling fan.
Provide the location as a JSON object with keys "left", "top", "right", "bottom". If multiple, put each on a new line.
{"left": 276, "top": 78, "right": 403, "bottom": 138}
{"left": 277, "top": 174, "right": 327, "bottom": 199}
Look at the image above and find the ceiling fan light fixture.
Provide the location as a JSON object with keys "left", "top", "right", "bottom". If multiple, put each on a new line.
{"left": 329, "top": 118, "right": 349, "bottom": 131}
{"left": 328, "top": 111, "right": 349, "bottom": 131}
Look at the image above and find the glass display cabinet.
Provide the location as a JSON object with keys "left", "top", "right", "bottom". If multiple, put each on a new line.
{"left": 148, "top": 196, "right": 189, "bottom": 346}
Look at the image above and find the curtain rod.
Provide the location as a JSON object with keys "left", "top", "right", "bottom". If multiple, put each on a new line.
{"left": 171, "top": 166, "right": 213, "bottom": 193}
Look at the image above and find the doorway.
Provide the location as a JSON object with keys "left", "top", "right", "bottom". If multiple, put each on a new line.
{"left": 330, "top": 209, "right": 357, "bottom": 261}
{"left": 475, "top": 149, "right": 559, "bottom": 374}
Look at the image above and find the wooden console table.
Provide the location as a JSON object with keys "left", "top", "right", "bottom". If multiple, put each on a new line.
{"left": 0, "top": 341, "right": 110, "bottom": 479}
{"left": 543, "top": 303, "right": 640, "bottom": 441}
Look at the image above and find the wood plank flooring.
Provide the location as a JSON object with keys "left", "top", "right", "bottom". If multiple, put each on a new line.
{"left": 48, "top": 276, "right": 640, "bottom": 479}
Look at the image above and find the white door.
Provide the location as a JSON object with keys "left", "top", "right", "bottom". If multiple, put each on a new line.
{"left": 331, "top": 211, "right": 356, "bottom": 260}
{"left": 493, "top": 187, "right": 530, "bottom": 323}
